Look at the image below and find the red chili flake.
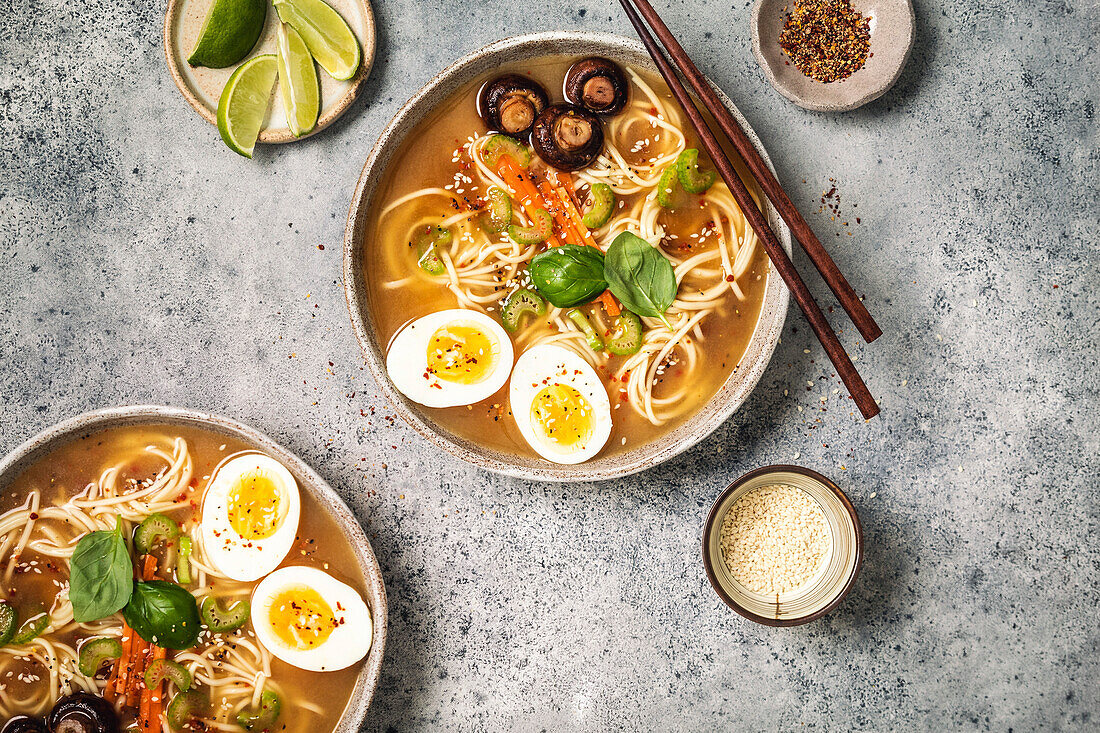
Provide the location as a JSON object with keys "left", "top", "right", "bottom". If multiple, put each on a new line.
{"left": 778, "top": 0, "right": 871, "bottom": 84}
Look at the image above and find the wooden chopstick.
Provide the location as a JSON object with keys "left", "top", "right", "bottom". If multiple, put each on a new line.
{"left": 617, "top": 0, "right": 881, "bottom": 419}
{"left": 625, "top": 0, "right": 882, "bottom": 345}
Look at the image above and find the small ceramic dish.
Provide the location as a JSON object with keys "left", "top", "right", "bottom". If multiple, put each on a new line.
{"left": 702, "top": 465, "right": 862, "bottom": 625}
{"left": 343, "top": 31, "right": 791, "bottom": 483}
{"left": 0, "top": 405, "right": 387, "bottom": 728}
{"left": 164, "top": 0, "right": 376, "bottom": 143}
{"left": 750, "top": 0, "right": 915, "bottom": 112}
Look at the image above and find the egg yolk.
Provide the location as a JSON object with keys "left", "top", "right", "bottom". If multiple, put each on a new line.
{"left": 425, "top": 323, "right": 496, "bottom": 384}
{"left": 267, "top": 586, "right": 338, "bottom": 650}
{"left": 530, "top": 383, "right": 594, "bottom": 449}
{"left": 227, "top": 469, "right": 283, "bottom": 540}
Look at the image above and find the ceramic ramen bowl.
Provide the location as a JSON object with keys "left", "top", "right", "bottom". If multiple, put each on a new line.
{"left": 0, "top": 405, "right": 387, "bottom": 730}
{"left": 343, "top": 31, "right": 791, "bottom": 482}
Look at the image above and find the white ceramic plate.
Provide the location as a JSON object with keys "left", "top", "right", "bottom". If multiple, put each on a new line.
{"left": 164, "top": 0, "right": 376, "bottom": 143}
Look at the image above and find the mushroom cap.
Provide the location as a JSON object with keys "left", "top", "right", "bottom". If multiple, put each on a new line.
{"left": 478, "top": 74, "right": 550, "bottom": 137}
{"left": 2, "top": 717, "right": 48, "bottom": 733}
{"left": 564, "top": 57, "right": 630, "bottom": 116}
{"left": 45, "top": 692, "right": 119, "bottom": 733}
{"left": 531, "top": 104, "right": 604, "bottom": 172}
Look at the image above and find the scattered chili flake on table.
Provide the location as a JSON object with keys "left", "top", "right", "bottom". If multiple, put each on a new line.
{"left": 778, "top": 0, "right": 871, "bottom": 83}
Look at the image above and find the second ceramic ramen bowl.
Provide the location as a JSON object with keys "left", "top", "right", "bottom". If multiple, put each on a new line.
{"left": 343, "top": 31, "right": 792, "bottom": 482}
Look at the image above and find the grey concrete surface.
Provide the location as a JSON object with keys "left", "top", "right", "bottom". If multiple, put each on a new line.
{"left": 1, "top": 0, "right": 1097, "bottom": 730}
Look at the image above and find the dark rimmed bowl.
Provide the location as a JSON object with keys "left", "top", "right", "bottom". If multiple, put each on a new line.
{"left": 702, "top": 465, "right": 862, "bottom": 626}
{"left": 0, "top": 406, "right": 387, "bottom": 730}
{"left": 343, "top": 31, "right": 792, "bottom": 482}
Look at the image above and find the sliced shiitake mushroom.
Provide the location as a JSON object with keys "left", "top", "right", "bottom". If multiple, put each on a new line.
{"left": 531, "top": 104, "right": 604, "bottom": 172}
{"left": 564, "top": 57, "right": 629, "bottom": 116}
{"left": 45, "top": 692, "right": 118, "bottom": 733}
{"left": 477, "top": 74, "right": 549, "bottom": 137}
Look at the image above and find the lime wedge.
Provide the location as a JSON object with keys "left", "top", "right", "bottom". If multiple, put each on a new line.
{"left": 277, "top": 23, "right": 320, "bottom": 137}
{"left": 273, "top": 0, "right": 360, "bottom": 81}
{"left": 188, "top": 0, "right": 267, "bottom": 69}
{"left": 217, "top": 55, "right": 278, "bottom": 158}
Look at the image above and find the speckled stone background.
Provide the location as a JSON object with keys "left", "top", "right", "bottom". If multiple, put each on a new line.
{"left": 1, "top": 0, "right": 1097, "bottom": 729}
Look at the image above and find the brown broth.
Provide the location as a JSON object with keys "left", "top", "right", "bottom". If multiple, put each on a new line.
{"left": 0, "top": 424, "right": 366, "bottom": 731}
{"left": 363, "top": 56, "right": 770, "bottom": 460}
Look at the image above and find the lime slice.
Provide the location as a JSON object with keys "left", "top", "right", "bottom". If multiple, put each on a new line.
{"left": 276, "top": 23, "right": 320, "bottom": 137}
{"left": 187, "top": 0, "right": 267, "bottom": 69}
{"left": 273, "top": 0, "right": 360, "bottom": 81}
{"left": 217, "top": 55, "right": 278, "bottom": 158}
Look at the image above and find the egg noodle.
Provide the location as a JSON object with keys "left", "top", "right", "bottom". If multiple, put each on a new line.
{"left": 0, "top": 437, "right": 322, "bottom": 730}
{"left": 379, "top": 67, "right": 761, "bottom": 425}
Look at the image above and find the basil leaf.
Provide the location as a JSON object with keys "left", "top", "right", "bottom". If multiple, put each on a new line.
{"left": 604, "top": 232, "right": 677, "bottom": 325}
{"left": 527, "top": 244, "right": 607, "bottom": 308}
{"left": 122, "top": 580, "right": 201, "bottom": 650}
{"left": 69, "top": 519, "right": 133, "bottom": 623}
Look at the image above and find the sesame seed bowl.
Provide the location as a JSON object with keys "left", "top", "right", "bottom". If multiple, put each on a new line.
{"left": 702, "top": 465, "right": 862, "bottom": 626}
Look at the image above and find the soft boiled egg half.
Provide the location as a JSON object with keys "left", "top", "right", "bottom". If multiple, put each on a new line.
{"left": 509, "top": 344, "right": 612, "bottom": 464}
{"left": 251, "top": 566, "right": 372, "bottom": 672}
{"left": 200, "top": 453, "right": 301, "bottom": 582}
{"left": 386, "top": 309, "right": 514, "bottom": 408}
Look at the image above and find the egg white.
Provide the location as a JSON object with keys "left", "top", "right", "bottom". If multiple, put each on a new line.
{"left": 251, "top": 566, "right": 373, "bottom": 672}
{"left": 199, "top": 452, "right": 301, "bottom": 582}
{"left": 386, "top": 309, "right": 514, "bottom": 408}
{"left": 509, "top": 344, "right": 613, "bottom": 464}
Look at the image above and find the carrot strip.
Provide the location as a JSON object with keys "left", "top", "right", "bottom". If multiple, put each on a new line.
{"left": 547, "top": 170, "right": 584, "bottom": 209}
{"left": 141, "top": 554, "right": 158, "bottom": 581}
{"left": 496, "top": 156, "right": 544, "bottom": 214}
{"left": 556, "top": 186, "right": 600, "bottom": 249}
{"left": 598, "top": 291, "right": 621, "bottom": 317}
{"left": 128, "top": 554, "right": 163, "bottom": 710}
{"left": 127, "top": 641, "right": 149, "bottom": 707}
{"left": 138, "top": 684, "right": 152, "bottom": 729}
{"left": 115, "top": 624, "right": 134, "bottom": 696}
{"left": 139, "top": 646, "right": 167, "bottom": 732}
{"left": 103, "top": 675, "right": 118, "bottom": 702}
{"left": 495, "top": 156, "right": 563, "bottom": 248}
{"left": 536, "top": 181, "right": 584, "bottom": 247}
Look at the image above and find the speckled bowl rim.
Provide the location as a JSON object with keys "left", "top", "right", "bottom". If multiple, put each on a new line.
{"left": 343, "top": 31, "right": 791, "bottom": 483}
{"left": 701, "top": 464, "right": 863, "bottom": 626}
{"left": 0, "top": 405, "right": 387, "bottom": 729}
{"left": 163, "top": 0, "right": 377, "bottom": 144}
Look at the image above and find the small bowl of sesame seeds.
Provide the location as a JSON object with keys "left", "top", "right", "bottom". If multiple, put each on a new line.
{"left": 702, "top": 465, "right": 862, "bottom": 625}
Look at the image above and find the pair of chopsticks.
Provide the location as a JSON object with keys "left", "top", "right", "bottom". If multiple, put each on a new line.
{"left": 618, "top": 0, "right": 882, "bottom": 420}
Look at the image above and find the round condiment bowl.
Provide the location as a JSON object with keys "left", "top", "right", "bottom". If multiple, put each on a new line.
{"left": 0, "top": 405, "right": 387, "bottom": 730}
{"left": 750, "top": 0, "right": 915, "bottom": 112}
{"left": 702, "top": 465, "right": 862, "bottom": 626}
{"left": 343, "top": 31, "right": 791, "bottom": 482}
